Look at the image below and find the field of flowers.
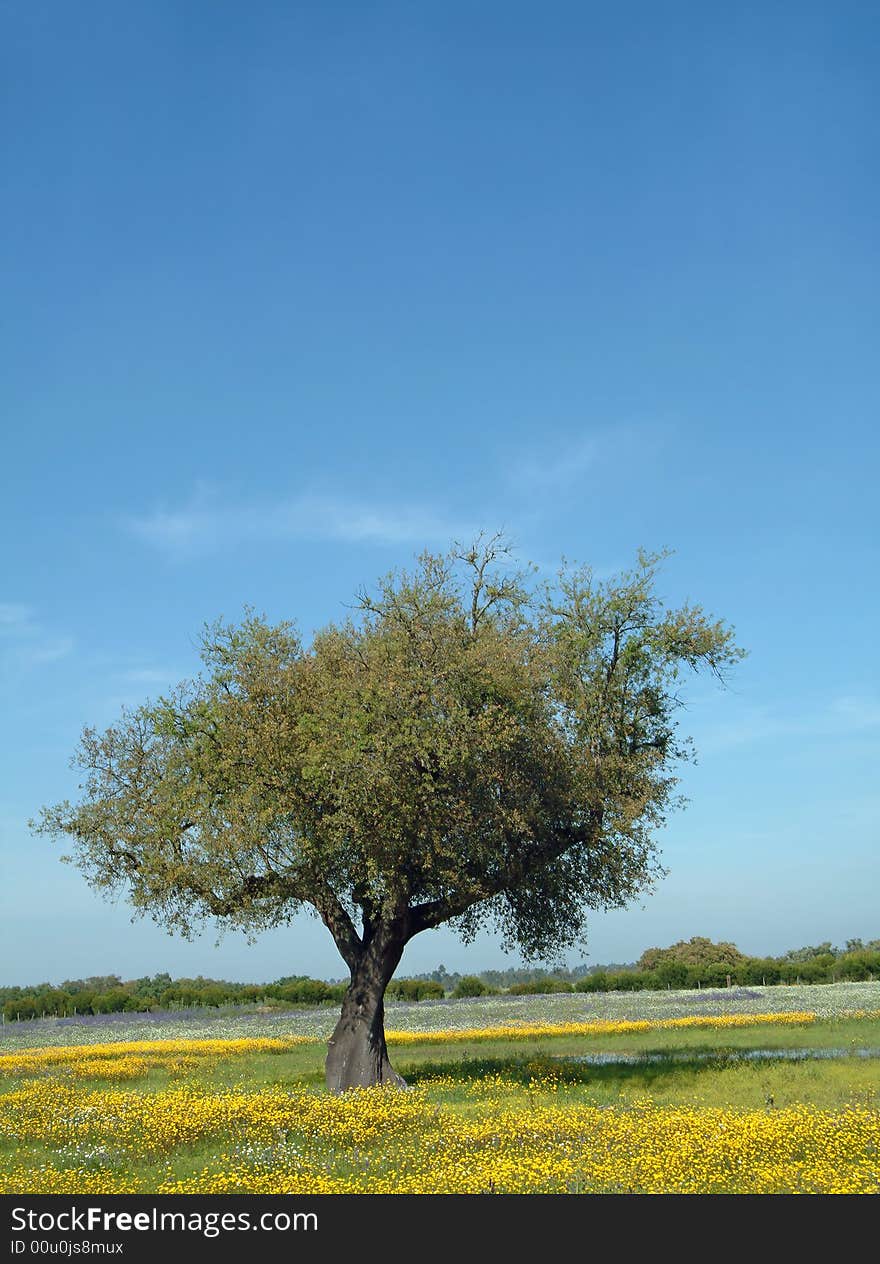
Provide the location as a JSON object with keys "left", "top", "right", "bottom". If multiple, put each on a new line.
{"left": 0, "top": 1010, "right": 838, "bottom": 1077}
{"left": 2, "top": 981, "right": 878, "bottom": 1051}
{"left": 2, "top": 1058, "right": 879, "bottom": 1194}
{"left": 1, "top": 989, "right": 879, "bottom": 1195}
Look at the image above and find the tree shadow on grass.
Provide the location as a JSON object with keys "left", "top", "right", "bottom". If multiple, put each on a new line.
{"left": 403, "top": 1047, "right": 793, "bottom": 1091}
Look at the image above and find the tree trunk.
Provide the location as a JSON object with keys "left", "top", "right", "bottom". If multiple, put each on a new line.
{"left": 325, "top": 934, "right": 405, "bottom": 1092}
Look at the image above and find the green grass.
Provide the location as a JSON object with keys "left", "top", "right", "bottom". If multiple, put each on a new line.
{"left": 406, "top": 1052, "right": 880, "bottom": 1110}
{"left": 391, "top": 1014, "right": 880, "bottom": 1110}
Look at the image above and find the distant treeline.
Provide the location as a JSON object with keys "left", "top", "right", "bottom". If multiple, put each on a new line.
{"left": 0, "top": 973, "right": 445, "bottom": 1022}
{"left": 3, "top": 937, "right": 879, "bottom": 1021}
{"left": 445, "top": 937, "right": 880, "bottom": 996}
{"left": 412, "top": 937, "right": 880, "bottom": 995}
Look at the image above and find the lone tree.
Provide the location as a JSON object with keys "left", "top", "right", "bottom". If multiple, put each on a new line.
{"left": 33, "top": 537, "right": 744, "bottom": 1090}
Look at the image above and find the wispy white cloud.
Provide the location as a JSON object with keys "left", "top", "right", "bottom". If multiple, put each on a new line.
{"left": 0, "top": 603, "right": 74, "bottom": 676}
{"left": 128, "top": 422, "right": 673, "bottom": 564}
{"left": 127, "top": 486, "right": 477, "bottom": 559}
{"left": 828, "top": 695, "right": 880, "bottom": 730}
{"left": 0, "top": 603, "right": 35, "bottom": 632}
{"left": 506, "top": 421, "right": 670, "bottom": 495}
{"left": 15, "top": 638, "right": 75, "bottom": 668}
{"left": 697, "top": 693, "right": 880, "bottom": 752}
{"left": 507, "top": 435, "right": 601, "bottom": 494}
{"left": 118, "top": 667, "right": 180, "bottom": 686}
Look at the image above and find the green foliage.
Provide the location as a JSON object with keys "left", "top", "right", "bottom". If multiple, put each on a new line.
{"left": 574, "top": 946, "right": 880, "bottom": 995}
{"left": 385, "top": 978, "right": 446, "bottom": 1002}
{"left": 574, "top": 971, "right": 608, "bottom": 993}
{"left": 435, "top": 964, "right": 599, "bottom": 991}
{"left": 453, "top": 975, "right": 491, "bottom": 998}
{"left": 783, "top": 942, "right": 837, "bottom": 962}
{"left": 32, "top": 537, "right": 745, "bottom": 981}
{"left": 508, "top": 978, "right": 574, "bottom": 994}
{"left": 263, "top": 978, "right": 346, "bottom": 1005}
{"left": 638, "top": 937, "right": 746, "bottom": 971}
{"left": 0, "top": 973, "right": 346, "bottom": 1022}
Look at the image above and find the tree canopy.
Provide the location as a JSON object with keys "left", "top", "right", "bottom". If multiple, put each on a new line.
{"left": 638, "top": 937, "right": 747, "bottom": 972}
{"left": 34, "top": 536, "right": 745, "bottom": 1088}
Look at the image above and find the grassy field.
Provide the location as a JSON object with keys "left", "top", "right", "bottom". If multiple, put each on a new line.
{"left": 2, "top": 987, "right": 879, "bottom": 1194}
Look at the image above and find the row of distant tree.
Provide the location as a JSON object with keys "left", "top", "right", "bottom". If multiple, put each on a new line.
{"left": 415, "top": 937, "right": 880, "bottom": 993}
{"left": 0, "top": 973, "right": 445, "bottom": 1022}
{"left": 3, "top": 937, "right": 878, "bottom": 1022}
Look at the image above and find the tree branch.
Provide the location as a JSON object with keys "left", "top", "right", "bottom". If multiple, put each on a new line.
{"left": 311, "top": 885, "right": 364, "bottom": 970}
{"left": 408, "top": 811, "right": 604, "bottom": 936}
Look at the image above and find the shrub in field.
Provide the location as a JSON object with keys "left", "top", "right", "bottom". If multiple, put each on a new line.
{"left": 92, "top": 990, "right": 129, "bottom": 1015}
{"left": 652, "top": 962, "right": 689, "bottom": 988}
{"left": 2, "top": 999, "right": 38, "bottom": 1022}
{"left": 264, "top": 979, "right": 344, "bottom": 1005}
{"left": 734, "top": 959, "right": 782, "bottom": 986}
{"left": 780, "top": 959, "right": 833, "bottom": 985}
{"left": 607, "top": 972, "right": 644, "bottom": 992}
{"left": 123, "top": 995, "right": 158, "bottom": 1013}
{"left": 386, "top": 979, "right": 445, "bottom": 1002}
{"left": 683, "top": 963, "right": 731, "bottom": 989}
{"left": 508, "top": 979, "right": 573, "bottom": 994}
{"left": 453, "top": 976, "right": 491, "bottom": 998}
{"left": 574, "top": 972, "right": 608, "bottom": 993}
{"left": 639, "top": 937, "right": 746, "bottom": 972}
{"left": 839, "top": 952, "right": 880, "bottom": 981}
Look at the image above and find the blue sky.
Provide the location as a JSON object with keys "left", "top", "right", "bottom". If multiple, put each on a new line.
{"left": 2, "top": 2, "right": 878, "bottom": 985}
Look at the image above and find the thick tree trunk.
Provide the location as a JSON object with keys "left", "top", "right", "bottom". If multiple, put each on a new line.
{"left": 325, "top": 934, "right": 406, "bottom": 1092}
